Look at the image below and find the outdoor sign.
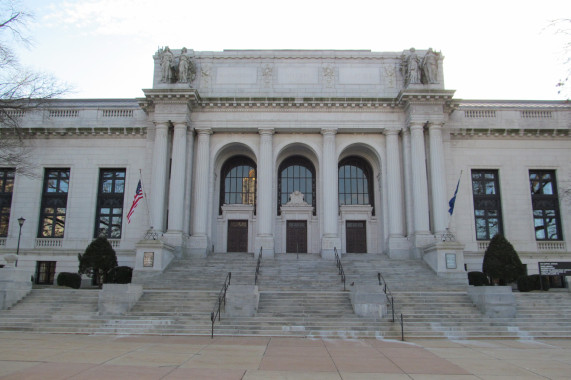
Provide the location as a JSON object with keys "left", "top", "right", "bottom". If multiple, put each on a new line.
{"left": 538, "top": 262, "right": 571, "bottom": 276}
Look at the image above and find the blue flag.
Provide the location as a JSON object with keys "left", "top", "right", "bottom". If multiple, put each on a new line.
{"left": 448, "top": 174, "right": 462, "bottom": 215}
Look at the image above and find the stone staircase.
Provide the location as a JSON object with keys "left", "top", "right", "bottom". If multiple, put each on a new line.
{"left": 0, "top": 252, "right": 569, "bottom": 339}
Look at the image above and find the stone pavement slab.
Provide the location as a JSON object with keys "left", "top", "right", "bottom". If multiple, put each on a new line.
{"left": 0, "top": 333, "right": 570, "bottom": 379}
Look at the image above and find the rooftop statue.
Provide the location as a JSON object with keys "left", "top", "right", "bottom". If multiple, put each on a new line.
{"left": 422, "top": 48, "right": 439, "bottom": 84}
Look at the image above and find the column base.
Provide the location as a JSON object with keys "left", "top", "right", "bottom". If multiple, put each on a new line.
{"left": 254, "top": 235, "right": 274, "bottom": 258}
{"left": 387, "top": 235, "right": 411, "bottom": 259}
{"left": 162, "top": 231, "right": 188, "bottom": 257}
{"left": 321, "top": 236, "right": 341, "bottom": 260}
{"left": 410, "top": 232, "right": 435, "bottom": 259}
{"left": 188, "top": 235, "right": 211, "bottom": 257}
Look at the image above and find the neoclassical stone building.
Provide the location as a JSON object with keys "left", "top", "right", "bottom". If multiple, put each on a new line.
{"left": 1, "top": 48, "right": 570, "bottom": 283}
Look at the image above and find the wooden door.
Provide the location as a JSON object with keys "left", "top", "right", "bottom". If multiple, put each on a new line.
{"left": 346, "top": 220, "right": 366, "bottom": 253}
{"left": 227, "top": 220, "right": 248, "bottom": 252}
{"left": 286, "top": 221, "right": 307, "bottom": 253}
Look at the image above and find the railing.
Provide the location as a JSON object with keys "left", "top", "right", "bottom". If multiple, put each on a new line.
{"left": 334, "top": 247, "right": 346, "bottom": 291}
{"left": 378, "top": 272, "right": 404, "bottom": 341}
{"left": 254, "top": 247, "right": 262, "bottom": 285}
{"left": 210, "top": 272, "right": 231, "bottom": 338}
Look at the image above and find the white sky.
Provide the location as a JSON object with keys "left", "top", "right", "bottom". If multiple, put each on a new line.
{"left": 9, "top": 0, "right": 571, "bottom": 100}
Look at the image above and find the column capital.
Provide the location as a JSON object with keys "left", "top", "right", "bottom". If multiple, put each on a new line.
{"left": 427, "top": 121, "right": 445, "bottom": 130}
{"left": 258, "top": 128, "right": 275, "bottom": 136}
{"left": 195, "top": 128, "right": 213, "bottom": 135}
{"left": 383, "top": 128, "right": 401, "bottom": 136}
{"left": 409, "top": 123, "right": 425, "bottom": 132}
{"left": 154, "top": 121, "right": 169, "bottom": 129}
{"left": 321, "top": 128, "right": 338, "bottom": 136}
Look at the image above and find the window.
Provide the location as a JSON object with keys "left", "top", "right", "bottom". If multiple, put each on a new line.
{"left": 219, "top": 156, "right": 256, "bottom": 214}
{"left": 95, "top": 169, "right": 126, "bottom": 238}
{"left": 471, "top": 170, "right": 503, "bottom": 240}
{"left": 529, "top": 170, "right": 562, "bottom": 240}
{"left": 278, "top": 156, "right": 316, "bottom": 215}
{"left": 0, "top": 168, "right": 15, "bottom": 237}
{"left": 338, "top": 156, "right": 375, "bottom": 215}
{"left": 38, "top": 169, "right": 70, "bottom": 238}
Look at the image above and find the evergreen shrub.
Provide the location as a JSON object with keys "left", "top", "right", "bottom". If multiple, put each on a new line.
{"left": 106, "top": 266, "right": 133, "bottom": 284}
{"left": 468, "top": 271, "right": 489, "bottom": 286}
{"left": 482, "top": 234, "right": 526, "bottom": 285}
{"left": 517, "top": 275, "right": 550, "bottom": 292}
{"left": 78, "top": 236, "right": 118, "bottom": 287}
{"left": 56, "top": 272, "right": 81, "bottom": 289}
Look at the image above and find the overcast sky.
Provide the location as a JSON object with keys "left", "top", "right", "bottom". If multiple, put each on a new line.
{"left": 9, "top": 0, "right": 571, "bottom": 100}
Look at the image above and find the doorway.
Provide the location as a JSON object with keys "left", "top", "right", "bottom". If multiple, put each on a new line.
{"left": 286, "top": 220, "right": 307, "bottom": 253}
{"left": 36, "top": 261, "right": 56, "bottom": 285}
{"left": 346, "top": 220, "right": 366, "bottom": 253}
{"left": 227, "top": 220, "right": 248, "bottom": 252}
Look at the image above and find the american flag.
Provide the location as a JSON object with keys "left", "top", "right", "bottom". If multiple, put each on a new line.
{"left": 127, "top": 180, "right": 143, "bottom": 223}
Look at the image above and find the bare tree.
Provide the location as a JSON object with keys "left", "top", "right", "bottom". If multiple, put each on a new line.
{"left": 549, "top": 19, "right": 571, "bottom": 99}
{"left": 0, "top": 1, "right": 68, "bottom": 175}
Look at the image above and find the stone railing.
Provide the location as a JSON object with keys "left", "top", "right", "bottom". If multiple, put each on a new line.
{"left": 35, "top": 238, "right": 63, "bottom": 248}
{"left": 537, "top": 241, "right": 566, "bottom": 251}
{"left": 48, "top": 109, "right": 79, "bottom": 118}
{"left": 521, "top": 110, "right": 552, "bottom": 119}
{"left": 0, "top": 238, "right": 5, "bottom": 247}
{"left": 101, "top": 109, "right": 133, "bottom": 118}
{"left": 108, "top": 239, "right": 120, "bottom": 249}
{"left": 477, "top": 241, "right": 490, "bottom": 251}
{"left": 464, "top": 110, "right": 496, "bottom": 118}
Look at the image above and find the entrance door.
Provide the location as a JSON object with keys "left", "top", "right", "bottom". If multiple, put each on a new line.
{"left": 36, "top": 261, "right": 56, "bottom": 285}
{"left": 287, "top": 221, "right": 307, "bottom": 253}
{"left": 227, "top": 220, "right": 248, "bottom": 252}
{"left": 346, "top": 220, "right": 366, "bottom": 253}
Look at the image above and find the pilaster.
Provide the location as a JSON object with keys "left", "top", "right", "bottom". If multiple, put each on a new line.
{"left": 255, "top": 128, "right": 275, "bottom": 257}
{"left": 321, "top": 128, "right": 341, "bottom": 259}
{"left": 409, "top": 123, "right": 432, "bottom": 252}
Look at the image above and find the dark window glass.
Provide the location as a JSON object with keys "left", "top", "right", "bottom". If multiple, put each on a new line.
{"left": 38, "top": 169, "right": 70, "bottom": 238}
{"left": 530, "top": 170, "right": 562, "bottom": 240}
{"left": 95, "top": 169, "right": 126, "bottom": 238}
{"left": 278, "top": 156, "right": 316, "bottom": 215}
{"left": 338, "top": 156, "right": 375, "bottom": 215}
{"left": 471, "top": 170, "right": 503, "bottom": 240}
{"left": 219, "top": 156, "right": 256, "bottom": 215}
{"left": 0, "top": 168, "right": 15, "bottom": 237}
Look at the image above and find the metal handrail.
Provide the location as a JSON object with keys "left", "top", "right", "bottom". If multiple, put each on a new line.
{"left": 334, "top": 247, "right": 346, "bottom": 291}
{"left": 378, "top": 272, "right": 404, "bottom": 340}
{"left": 254, "top": 247, "right": 262, "bottom": 285}
{"left": 210, "top": 272, "right": 231, "bottom": 338}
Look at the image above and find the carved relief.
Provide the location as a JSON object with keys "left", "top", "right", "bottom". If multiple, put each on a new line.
{"left": 262, "top": 64, "right": 273, "bottom": 87}
{"left": 201, "top": 64, "right": 212, "bottom": 87}
{"left": 284, "top": 191, "right": 309, "bottom": 206}
{"left": 383, "top": 64, "right": 396, "bottom": 87}
{"left": 322, "top": 64, "right": 335, "bottom": 88}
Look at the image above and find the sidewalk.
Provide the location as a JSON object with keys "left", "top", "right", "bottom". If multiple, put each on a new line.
{"left": 0, "top": 332, "right": 570, "bottom": 379}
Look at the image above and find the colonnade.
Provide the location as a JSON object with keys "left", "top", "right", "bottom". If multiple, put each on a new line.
{"left": 148, "top": 120, "right": 449, "bottom": 258}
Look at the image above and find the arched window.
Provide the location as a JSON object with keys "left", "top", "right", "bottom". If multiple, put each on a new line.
{"left": 278, "top": 156, "right": 316, "bottom": 215}
{"left": 338, "top": 156, "right": 375, "bottom": 215}
{"left": 219, "top": 156, "right": 256, "bottom": 214}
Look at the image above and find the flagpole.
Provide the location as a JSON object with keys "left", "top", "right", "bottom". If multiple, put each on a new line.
{"left": 138, "top": 168, "right": 152, "bottom": 229}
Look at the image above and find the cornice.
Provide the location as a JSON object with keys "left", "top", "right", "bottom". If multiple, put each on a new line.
{"left": 15, "top": 127, "right": 147, "bottom": 138}
{"left": 449, "top": 127, "right": 570, "bottom": 139}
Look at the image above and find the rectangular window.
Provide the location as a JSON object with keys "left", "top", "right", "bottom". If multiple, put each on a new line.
{"left": 95, "top": 169, "right": 125, "bottom": 238}
{"left": 471, "top": 170, "right": 503, "bottom": 240}
{"left": 38, "top": 169, "right": 70, "bottom": 238}
{"left": 0, "top": 168, "right": 15, "bottom": 237}
{"left": 529, "top": 170, "right": 562, "bottom": 240}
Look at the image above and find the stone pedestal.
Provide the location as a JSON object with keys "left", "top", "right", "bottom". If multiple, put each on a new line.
{"left": 387, "top": 236, "right": 411, "bottom": 259}
{"left": 131, "top": 239, "right": 175, "bottom": 283}
{"left": 254, "top": 235, "right": 274, "bottom": 258}
{"left": 188, "top": 235, "right": 210, "bottom": 257}
{"left": 422, "top": 241, "right": 467, "bottom": 281}
{"left": 224, "top": 285, "right": 259, "bottom": 317}
{"left": 468, "top": 286, "right": 516, "bottom": 318}
{"left": 321, "top": 236, "right": 341, "bottom": 260}
{"left": 162, "top": 231, "right": 186, "bottom": 257}
{"left": 0, "top": 265, "right": 33, "bottom": 310}
{"left": 98, "top": 284, "right": 143, "bottom": 316}
{"left": 349, "top": 285, "right": 388, "bottom": 319}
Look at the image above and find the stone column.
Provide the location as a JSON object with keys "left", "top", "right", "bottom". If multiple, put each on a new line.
{"left": 428, "top": 123, "right": 448, "bottom": 235}
{"left": 183, "top": 128, "right": 195, "bottom": 237}
{"left": 384, "top": 129, "right": 408, "bottom": 258}
{"left": 321, "top": 128, "right": 341, "bottom": 259}
{"left": 402, "top": 128, "right": 414, "bottom": 237}
{"left": 255, "top": 128, "right": 275, "bottom": 257}
{"left": 164, "top": 122, "right": 187, "bottom": 252}
{"left": 409, "top": 123, "right": 431, "bottom": 237}
{"left": 150, "top": 122, "right": 169, "bottom": 232}
{"left": 189, "top": 128, "right": 212, "bottom": 256}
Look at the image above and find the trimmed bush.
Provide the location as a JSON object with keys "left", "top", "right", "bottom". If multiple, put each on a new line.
{"left": 57, "top": 272, "right": 81, "bottom": 289}
{"left": 482, "top": 234, "right": 526, "bottom": 285}
{"left": 468, "top": 271, "right": 489, "bottom": 286}
{"left": 106, "top": 266, "right": 133, "bottom": 284}
{"left": 78, "top": 236, "right": 118, "bottom": 287}
{"left": 517, "top": 275, "right": 550, "bottom": 292}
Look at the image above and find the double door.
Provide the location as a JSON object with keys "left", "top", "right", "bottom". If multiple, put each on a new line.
{"left": 346, "top": 220, "right": 366, "bottom": 253}
{"left": 286, "top": 220, "right": 307, "bottom": 253}
{"left": 227, "top": 220, "right": 248, "bottom": 252}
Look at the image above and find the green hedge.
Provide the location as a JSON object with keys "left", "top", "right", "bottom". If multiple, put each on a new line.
{"left": 56, "top": 272, "right": 82, "bottom": 289}
{"left": 468, "top": 271, "right": 489, "bottom": 286}
{"left": 517, "top": 275, "right": 550, "bottom": 292}
{"left": 106, "top": 266, "right": 133, "bottom": 284}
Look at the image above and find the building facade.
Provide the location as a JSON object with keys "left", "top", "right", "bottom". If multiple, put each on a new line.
{"left": 1, "top": 48, "right": 570, "bottom": 282}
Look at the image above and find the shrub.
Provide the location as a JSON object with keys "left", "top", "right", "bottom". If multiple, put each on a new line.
{"left": 468, "top": 271, "right": 489, "bottom": 286}
{"left": 482, "top": 234, "right": 526, "bottom": 285}
{"left": 517, "top": 275, "right": 550, "bottom": 292}
{"left": 106, "top": 266, "right": 133, "bottom": 284}
{"left": 78, "top": 236, "right": 118, "bottom": 287}
{"left": 57, "top": 272, "right": 81, "bottom": 289}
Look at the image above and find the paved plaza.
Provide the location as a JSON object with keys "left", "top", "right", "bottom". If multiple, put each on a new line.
{"left": 0, "top": 333, "right": 569, "bottom": 379}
